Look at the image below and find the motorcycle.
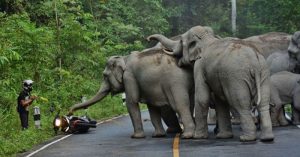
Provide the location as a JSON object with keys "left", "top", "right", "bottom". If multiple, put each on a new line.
{"left": 53, "top": 111, "right": 97, "bottom": 134}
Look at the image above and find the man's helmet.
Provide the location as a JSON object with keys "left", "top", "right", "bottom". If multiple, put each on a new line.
{"left": 23, "top": 79, "right": 34, "bottom": 92}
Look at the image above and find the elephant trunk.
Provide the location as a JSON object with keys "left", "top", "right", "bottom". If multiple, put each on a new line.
{"left": 147, "top": 34, "right": 182, "bottom": 56}
{"left": 69, "top": 80, "right": 111, "bottom": 113}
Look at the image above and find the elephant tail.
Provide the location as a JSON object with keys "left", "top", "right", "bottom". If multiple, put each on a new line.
{"left": 255, "top": 70, "right": 261, "bottom": 106}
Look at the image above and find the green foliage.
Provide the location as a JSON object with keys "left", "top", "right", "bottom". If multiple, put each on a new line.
{"left": 0, "top": 0, "right": 171, "bottom": 156}
{"left": 163, "top": 0, "right": 300, "bottom": 38}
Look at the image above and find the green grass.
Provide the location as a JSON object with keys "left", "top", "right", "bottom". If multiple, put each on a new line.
{"left": 0, "top": 94, "right": 131, "bottom": 157}
{"left": 284, "top": 104, "right": 292, "bottom": 115}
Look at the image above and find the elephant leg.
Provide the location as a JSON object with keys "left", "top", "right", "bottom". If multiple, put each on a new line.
{"left": 147, "top": 105, "right": 166, "bottom": 137}
{"left": 163, "top": 82, "right": 194, "bottom": 139}
{"left": 170, "top": 90, "right": 195, "bottom": 139}
{"left": 193, "top": 80, "right": 210, "bottom": 139}
{"left": 230, "top": 107, "right": 241, "bottom": 125}
{"left": 224, "top": 83, "right": 256, "bottom": 142}
{"left": 271, "top": 105, "right": 288, "bottom": 127}
{"left": 214, "top": 98, "right": 233, "bottom": 139}
{"left": 160, "top": 106, "right": 182, "bottom": 134}
{"left": 292, "top": 108, "right": 300, "bottom": 125}
{"left": 292, "top": 90, "right": 300, "bottom": 124}
{"left": 257, "top": 80, "right": 274, "bottom": 142}
{"left": 124, "top": 72, "right": 144, "bottom": 138}
{"left": 278, "top": 106, "right": 289, "bottom": 126}
{"left": 269, "top": 88, "right": 282, "bottom": 126}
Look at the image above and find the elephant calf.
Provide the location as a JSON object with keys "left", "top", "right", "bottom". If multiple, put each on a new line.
{"left": 69, "top": 49, "right": 195, "bottom": 139}
{"left": 266, "top": 51, "right": 297, "bottom": 75}
{"left": 270, "top": 71, "right": 300, "bottom": 126}
{"left": 266, "top": 31, "right": 300, "bottom": 75}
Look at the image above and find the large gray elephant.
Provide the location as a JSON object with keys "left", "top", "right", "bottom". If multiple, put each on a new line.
{"left": 266, "top": 52, "right": 297, "bottom": 75}
{"left": 243, "top": 32, "right": 291, "bottom": 58}
{"left": 69, "top": 49, "right": 195, "bottom": 139}
{"left": 270, "top": 71, "right": 300, "bottom": 126}
{"left": 288, "top": 31, "right": 300, "bottom": 60}
{"left": 148, "top": 25, "right": 274, "bottom": 142}
{"left": 265, "top": 31, "right": 300, "bottom": 75}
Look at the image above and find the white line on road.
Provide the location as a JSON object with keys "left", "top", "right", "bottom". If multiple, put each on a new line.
{"left": 25, "top": 134, "right": 72, "bottom": 157}
{"left": 97, "top": 115, "right": 125, "bottom": 125}
{"left": 285, "top": 113, "right": 300, "bottom": 128}
{"left": 25, "top": 114, "right": 126, "bottom": 157}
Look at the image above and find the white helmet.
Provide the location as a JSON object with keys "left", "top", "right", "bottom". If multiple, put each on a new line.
{"left": 23, "top": 79, "right": 34, "bottom": 92}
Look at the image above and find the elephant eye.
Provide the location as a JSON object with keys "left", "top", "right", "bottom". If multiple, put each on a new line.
{"left": 189, "top": 41, "right": 197, "bottom": 49}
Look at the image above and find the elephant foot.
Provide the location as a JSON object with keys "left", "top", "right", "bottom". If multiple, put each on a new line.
{"left": 292, "top": 121, "right": 300, "bottom": 125}
{"left": 193, "top": 132, "right": 208, "bottom": 139}
{"left": 239, "top": 134, "right": 256, "bottom": 142}
{"left": 152, "top": 132, "right": 166, "bottom": 138}
{"left": 272, "top": 121, "right": 280, "bottom": 127}
{"left": 216, "top": 131, "right": 233, "bottom": 139}
{"left": 181, "top": 131, "right": 194, "bottom": 139}
{"left": 279, "top": 120, "right": 289, "bottom": 126}
{"left": 260, "top": 133, "right": 274, "bottom": 142}
{"left": 166, "top": 127, "right": 182, "bottom": 134}
{"left": 131, "top": 131, "right": 145, "bottom": 139}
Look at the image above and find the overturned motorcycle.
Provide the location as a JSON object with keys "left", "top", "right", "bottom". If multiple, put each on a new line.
{"left": 53, "top": 112, "right": 97, "bottom": 134}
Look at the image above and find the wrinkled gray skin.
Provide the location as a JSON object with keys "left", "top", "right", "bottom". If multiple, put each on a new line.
{"left": 220, "top": 33, "right": 292, "bottom": 124}
{"left": 266, "top": 52, "right": 298, "bottom": 75}
{"left": 243, "top": 32, "right": 291, "bottom": 58}
{"left": 265, "top": 31, "right": 300, "bottom": 75}
{"left": 288, "top": 31, "right": 300, "bottom": 60}
{"left": 148, "top": 26, "right": 274, "bottom": 142}
{"left": 270, "top": 71, "right": 300, "bottom": 126}
{"left": 69, "top": 50, "right": 195, "bottom": 139}
{"left": 150, "top": 31, "right": 292, "bottom": 125}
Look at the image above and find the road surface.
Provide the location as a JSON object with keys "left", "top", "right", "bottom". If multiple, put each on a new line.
{"left": 21, "top": 111, "right": 300, "bottom": 157}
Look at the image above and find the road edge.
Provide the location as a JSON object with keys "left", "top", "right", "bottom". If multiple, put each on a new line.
{"left": 20, "top": 114, "right": 128, "bottom": 157}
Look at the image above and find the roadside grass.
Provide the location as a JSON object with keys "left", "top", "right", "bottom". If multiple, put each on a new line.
{"left": 284, "top": 104, "right": 292, "bottom": 116}
{"left": 0, "top": 95, "right": 132, "bottom": 157}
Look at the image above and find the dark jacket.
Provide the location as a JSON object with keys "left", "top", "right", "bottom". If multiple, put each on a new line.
{"left": 17, "top": 90, "right": 30, "bottom": 113}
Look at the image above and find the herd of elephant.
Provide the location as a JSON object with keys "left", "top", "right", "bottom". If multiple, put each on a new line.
{"left": 68, "top": 25, "right": 300, "bottom": 142}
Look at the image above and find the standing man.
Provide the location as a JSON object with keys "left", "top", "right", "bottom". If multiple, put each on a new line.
{"left": 17, "top": 80, "right": 37, "bottom": 130}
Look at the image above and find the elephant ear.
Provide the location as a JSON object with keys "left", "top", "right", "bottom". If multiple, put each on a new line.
{"left": 112, "top": 57, "right": 126, "bottom": 83}
{"left": 188, "top": 26, "right": 213, "bottom": 62}
{"left": 189, "top": 48, "right": 202, "bottom": 62}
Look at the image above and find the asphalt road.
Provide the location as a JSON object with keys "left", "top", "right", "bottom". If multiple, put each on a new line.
{"left": 22, "top": 111, "right": 300, "bottom": 157}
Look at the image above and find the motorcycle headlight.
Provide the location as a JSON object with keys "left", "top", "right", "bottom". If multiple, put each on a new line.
{"left": 55, "top": 118, "right": 61, "bottom": 127}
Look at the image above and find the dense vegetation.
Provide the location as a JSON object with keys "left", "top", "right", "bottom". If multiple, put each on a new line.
{"left": 0, "top": 0, "right": 299, "bottom": 156}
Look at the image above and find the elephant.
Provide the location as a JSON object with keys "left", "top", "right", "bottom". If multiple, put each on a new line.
{"left": 243, "top": 32, "right": 291, "bottom": 58}
{"left": 269, "top": 71, "right": 300, "bottom": 126}
{"left": 265, "top": 31, "right": 300, "bottom": 75}
{"left": 146, "top": 32, "right": 291, "bottom": 125}
{"left": 288, "top": 31, "right": 300, "bottom": 60}
{"left": 69, "top": 49, "right": 195, "bottom": 139}
{"left": 266, "top": 52, "right": 298, "bottom": 75}
{"left": 148, "top": 25, "right": 274, "bottom": 142}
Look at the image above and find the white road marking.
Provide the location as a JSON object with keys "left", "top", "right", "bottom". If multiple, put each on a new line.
{"left": 97, "top": 115, "right": 125, "bottom": 125}
{"left": 285, "top": 113, "right": 300, "bottom": 128}
{"left": 25, "top": 134, "right": 72, "bottom": 157}
{"left": 25, "top": 114, "right": 126, "bottom": 157}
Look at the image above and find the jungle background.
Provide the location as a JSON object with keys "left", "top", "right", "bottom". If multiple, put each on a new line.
{"left": 0, "top": 0, "right": 299, "bottom": 156}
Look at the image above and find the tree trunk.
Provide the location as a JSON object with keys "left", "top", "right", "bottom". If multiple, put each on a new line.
{"left": 231, "top": 0, "right": 237, "bottom": 36}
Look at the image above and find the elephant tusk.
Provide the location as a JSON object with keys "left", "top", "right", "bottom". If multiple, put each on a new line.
{"left": 163, "top": 48, "right": 175, "bottom": 56}
{"left": 146, "top": 36, "right": 151, "bottom": 41}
